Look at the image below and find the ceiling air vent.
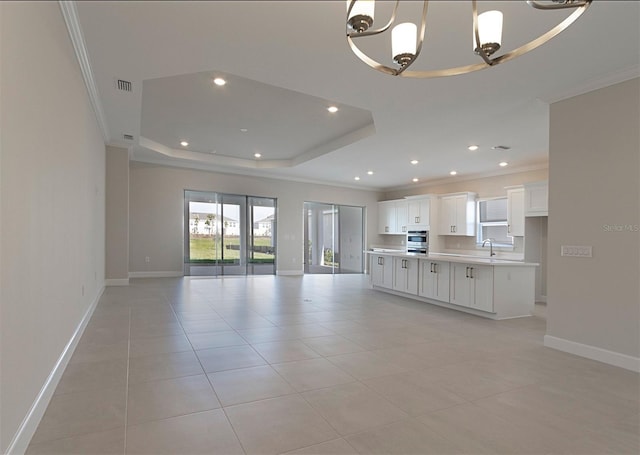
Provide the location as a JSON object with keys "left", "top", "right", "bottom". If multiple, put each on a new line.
{"left": 116, "top": 79, "right": 133, "bottom": 92}
{"left": 491, "top": 145, "right": 511, "bottom": 150}
{"left": 123, "top": 134, "right": 134, "bottom": 141}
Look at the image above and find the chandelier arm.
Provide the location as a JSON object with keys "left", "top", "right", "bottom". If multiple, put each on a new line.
{"left": 472, "top": 0, "right": 494, "bottom": 66}
{"left": 397, "top": 0, "right": 591, "bottom": 78}
{"left": 527, "top": 0, "right": 591, "bottom": 11}
{"left": 346, "top": 35, "right": 401, "bottom": 76}
{"left": 346, "top": 0, "right": 401, "bottom": 39}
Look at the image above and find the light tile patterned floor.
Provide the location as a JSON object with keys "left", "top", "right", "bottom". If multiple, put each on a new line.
{"left": 27, "top": 275, "right": 639, "bottom": 454}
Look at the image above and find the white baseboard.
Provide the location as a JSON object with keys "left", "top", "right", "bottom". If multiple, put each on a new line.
{"left": 105, "top": 278, "right": 129, "bottom": 286}
{"left": 5, "top": 286, "right": 104, "bottom": 455}
{"left": 276, "top": 270, "right": 304, "bottom": 276}
{"left": 128, "top": 271, "right": 183, "bottom": 278}
{"left": 544, "top": 335, "right": 640, "bottom": 373}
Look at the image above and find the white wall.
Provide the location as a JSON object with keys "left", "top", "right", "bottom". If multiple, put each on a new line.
{"left": 546, "top": 78, "right": 640, "bottom": 370}
{"left": 0, "top": 3, "right": 106, "bottom": 452}
{"left": 129, "top": 162, "right": 382, "bottom": 275}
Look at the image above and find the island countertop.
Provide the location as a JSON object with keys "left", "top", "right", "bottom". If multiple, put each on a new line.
{"left": 365, "top": 250, "right": 538, "bottom": 267}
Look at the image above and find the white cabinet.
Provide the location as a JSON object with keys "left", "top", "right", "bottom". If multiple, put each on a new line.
{"left": 407, "top": 197, "right": 430, "bottom": 226}
{"left": 439, "top": 193, "right": 477, "bottom": 236}
{"left": 378, "top": 199, "right": 409, "bottom": 234}
{"left": 370, "top": 254, "right": 393, "bottom": 289}
{"left": 395, "top": 201, "right": 409, "bottom": 233}
{"left": 378, "top": 201, "right": 396, "bottom": 234}
{"left": 507, "top": 187, "right": 525, "bottom": 237}
{"left": 419, "top": 260, "right": 450, "bottom": 302}
{"left": 393, "top": 257, "right": 419, "bottom": 294}
{"left": 449, "top": 263, "right": 494, "bottom": 312}
{"left": 524, "top": 181, "right": 548, "bottom": 217}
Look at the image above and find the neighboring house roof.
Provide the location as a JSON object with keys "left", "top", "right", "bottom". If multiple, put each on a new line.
{"left": 256, "top": 214, "right": 275, "bottom": 223}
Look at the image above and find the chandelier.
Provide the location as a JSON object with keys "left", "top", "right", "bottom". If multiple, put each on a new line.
{"left": 346, "top": 0, "right": 592, "bottom": 78}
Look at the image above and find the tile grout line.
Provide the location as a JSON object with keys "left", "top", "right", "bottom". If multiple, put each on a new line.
{"left": 172, "top": 294, "right": 249, "bottom": 455}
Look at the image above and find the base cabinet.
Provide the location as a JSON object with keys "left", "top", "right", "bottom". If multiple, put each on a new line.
{"left": 393, "top": 257, "right": 419, "bottom": 295}
{"left": 449, "top": 263, "right": 494, "bottom": 312}
{"left": 370, "top": 254, "right": 393, "bottom": 289}
{"left": 419, "top": 260, "right": 450, "bottom": 302}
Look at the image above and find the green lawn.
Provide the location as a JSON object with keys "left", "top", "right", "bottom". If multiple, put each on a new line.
{"left": 189, "top": 236, "right": 274, "bottom": 262}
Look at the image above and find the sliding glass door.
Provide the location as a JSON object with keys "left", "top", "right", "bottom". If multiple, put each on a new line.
{"left": 303, "top": 202, "right": 364, "bottom": 274}
{"left": 184, "top": 191, "right": 276, "bottom": 276}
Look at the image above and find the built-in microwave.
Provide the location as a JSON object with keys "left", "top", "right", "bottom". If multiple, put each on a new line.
{"left": 407, "top": 230, "right": 428, "bottom": 254}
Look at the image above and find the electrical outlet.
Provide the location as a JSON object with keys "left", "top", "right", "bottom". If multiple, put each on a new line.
{"left": 145, "top": 256, "right": 150, "bottom": 263}
{"left": 561, "top": 245, "right": 592, "bottom": 257}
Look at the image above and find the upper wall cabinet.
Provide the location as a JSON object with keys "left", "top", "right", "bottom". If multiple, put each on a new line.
{"left": 439, "top": 192, "right": 477, "bottom": 236}
{"left": 406, "top": 196, "right": 431, "bottom": 226}
{"left": 524, "top": 181, "right": 549, "bottom": 217}
{"left": 378, "top": 199, "right": 409, "bottom": 234}
{"left": 507, "top": 187, "right": 525, "bottom": 237}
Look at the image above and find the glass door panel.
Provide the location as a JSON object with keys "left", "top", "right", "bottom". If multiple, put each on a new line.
{"left": 219, "top": 194, "right": 246, "bottom": 276}
{"left": 185, "top": 191, "right": 276, "bottom": 276}
{"left": 304, "top": 202, "right": 364, "bottom": 275}
{"left": 248, "top": 197, "right": 277, "bottom": 275}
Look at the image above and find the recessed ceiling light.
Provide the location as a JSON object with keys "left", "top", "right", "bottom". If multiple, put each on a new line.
{"left": 468, "top": 145, "right": 479, "bottom": 151}
{"left": 450, "top": 170, "right": 458, "bottom": 176}
{"left": 327, "top": 106, "right": 339, "bottom": 113}
{"left": 213, "top": 77, "right": 226, "bottom": 86}
{"left": 354, "top": 176, "right": 360, "bottom": 181}
{"left": 499, "top": 161, "right": 509, "bottom": 167}
{"left": 367, "top": 171, "right": 374, "bottom": 175}
{"left": 412, "top": 178, "right": 419, "bottom": 182}
{"left": 180, "top": 141, "right": 189, "bottom": 147}
{"left": 254, "top": 153, "right": 262, "bottom": 158}
{"left": 410, "top": 160, "right": 419, "bottom": 165}
{"left": 240, "top": 128, "right": 248, "bottom": 132}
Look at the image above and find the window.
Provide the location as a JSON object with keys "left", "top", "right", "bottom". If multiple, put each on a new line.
{"left": 477, "top": 198, "right": 513, "bottom": 247}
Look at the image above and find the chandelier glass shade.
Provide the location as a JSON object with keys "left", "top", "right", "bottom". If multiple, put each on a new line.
{"left": 346, "top": 0, "right": 592, "bottom": 78}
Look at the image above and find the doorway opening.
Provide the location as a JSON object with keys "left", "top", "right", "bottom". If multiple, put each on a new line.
{"left": 303, "top": 202, "right": 364, "bottom": 274}
{"left": 184, "top": 190, "right": 276, "bottom": 276}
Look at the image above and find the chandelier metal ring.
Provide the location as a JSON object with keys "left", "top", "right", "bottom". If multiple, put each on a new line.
{"left": 346, "top": 0, "right": 593, "bottom": 78}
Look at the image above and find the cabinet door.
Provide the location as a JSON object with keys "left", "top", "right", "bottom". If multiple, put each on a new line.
{"left": 395, "top": 201, "right": 409, "bottom": 233}
{"left": 524, "top": 182, "right": 548, "bottom": 216}
{"left": 507, "top": 188, "right": 525, "bottom": 237}
{"left": 408, "top": 199, "right": 430, "bottom": 226}
{"left": 469, "top": 265, "right": 494, "bottom": 312}
{"left": 371, "top": 255, "right": 393, "bottom": 289}
{"left": 420, "top": 260, "right": 449, "bottom": 301}
{"left": 393, "top": 257, "right": 418, "bottom": 294}
{"left": 449, "top": 263, "right": 472, "bottom": 307}
{"left": 378, "top": 201, "right": 395, "bottom": 234}
{"left": 439, "top": 197, "right": 456, "bottom": 235}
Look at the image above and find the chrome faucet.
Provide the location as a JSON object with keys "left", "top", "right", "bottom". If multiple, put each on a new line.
{"left": 482, "top": 238, "right": 496, "bottom": 257}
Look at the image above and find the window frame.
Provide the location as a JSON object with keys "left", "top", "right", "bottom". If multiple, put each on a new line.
{"left": 476, "top": 197, "right": 514, "bottom": 249}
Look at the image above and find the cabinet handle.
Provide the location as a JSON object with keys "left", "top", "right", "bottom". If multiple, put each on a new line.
{"left": 378, "top": 257, "right": 383, "bottom": 265}
{"left": 465, "top": 267, "right": 469, "bottom": 278}
{"left": 385, "top": 226, "right": 389, "bottom": 233}
{"left": 433, "top": 263, "right": 437, "bottom": 274}
{"left": 415, "top": 216, "right": 420, "bottom": 223}
{"left": 430, "top": 263, "right": 434, "bottom": 273}
{"left": 508, "top": 225, "right": 511, "bottom": 233}
{"left": 469, "top": 267, "right": 474, "bottom": 279}
{"left": 454, "top": 226, "right": 457, "bottom": 233}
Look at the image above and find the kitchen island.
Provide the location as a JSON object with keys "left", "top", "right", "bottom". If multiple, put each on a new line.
{"left": 366, "top": 250, "right": 538, "bottom": 320}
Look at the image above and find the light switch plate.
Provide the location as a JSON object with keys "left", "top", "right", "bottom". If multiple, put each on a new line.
{"left": 561, "top": 245, "right": 592, "bottom": 257}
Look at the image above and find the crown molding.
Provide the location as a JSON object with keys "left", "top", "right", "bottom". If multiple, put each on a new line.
{"left": 537, "top": 65, "right": 640, "bottom": 105}
{"left": 59, "top": 1, "right": 110, "bottom": 143}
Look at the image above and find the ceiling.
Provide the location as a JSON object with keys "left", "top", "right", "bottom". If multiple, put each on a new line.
{"left": 74, "top": 1, "right": 639, "bottom": 190}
